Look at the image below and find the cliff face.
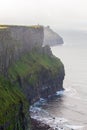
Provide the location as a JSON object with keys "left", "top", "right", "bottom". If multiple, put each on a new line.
{"left": 43, "top": 26, "right": 63, "bottom": 46}
{"left": 0, "top": 25, "right": 44, "bottom": 75}
{"left": 8, "top": 50, "right": 64, "bottom": 103}
{"left": 0, "top": 25, "right": 65, "bottom": 130}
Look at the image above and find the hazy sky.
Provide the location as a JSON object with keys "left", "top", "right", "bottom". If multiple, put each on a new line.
{"left": 0, "top": 0, "right": 87, "bottom": 30}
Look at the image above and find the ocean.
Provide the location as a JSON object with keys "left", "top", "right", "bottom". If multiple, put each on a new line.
{"left": 31, "top": 30, "right": 87, "bottom": 130}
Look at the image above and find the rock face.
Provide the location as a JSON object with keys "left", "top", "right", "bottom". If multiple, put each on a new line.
{"left": 0, "top": 25, "right": 63, "bottom": 76}
{"left": 43, "top": 26, "right": 63, "bottom": 46}
{"left": 0, "top": 25, "right": 65, "bottom": 130}
{"left": 31, "top": 118, "right": 51, "bottom": 130}
{"left": 0, "top": 25, "right": 44, "bottom": 75}
{"left": 12, "top": 51, "right": 65, "bottom": 104}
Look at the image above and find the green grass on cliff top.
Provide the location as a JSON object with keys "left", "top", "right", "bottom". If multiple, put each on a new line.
{"left": 0, "top": 24, "right": 42, "bottom": 29}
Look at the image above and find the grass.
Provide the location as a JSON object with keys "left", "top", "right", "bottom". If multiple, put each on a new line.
{"left": 0, "top": 76, "right": 28, "bottom": 129}
{"left": 0, "top": 24, "right": 42, "bottom": 29}
{"left": 0, "top": 25, "right": 8, "bottom": 29}
{"left": 30, "top": 25, "right": 42, "bottom": 29}
{"left": 8, "top": 51, "right": 64, "bottom": 86}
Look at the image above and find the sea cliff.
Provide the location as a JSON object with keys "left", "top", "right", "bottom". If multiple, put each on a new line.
{"left": 43, "top": 26, "right": 63, "bottom": 46}
{"left": 0, "top": 25, "right": 65, "bottom": 130}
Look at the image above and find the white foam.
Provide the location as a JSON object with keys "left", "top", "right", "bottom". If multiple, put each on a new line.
{"left": 30, "top": 106, "right": 86, "bottom": 130}
{"left": 56, "top": 90, "right": 64, "bottom": 96}
{"left": 39, "top": 98, "right": 46, "bottom": 102}
{"left": 65, "top": 124, "right": 84, "bottom": 129}
{"left": 64, "top": 87, "right": 78, "bottom": 97}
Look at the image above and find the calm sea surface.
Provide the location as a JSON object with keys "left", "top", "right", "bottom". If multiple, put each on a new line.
{"left": 44, "top": 30, "right": 87, "bottom": 128}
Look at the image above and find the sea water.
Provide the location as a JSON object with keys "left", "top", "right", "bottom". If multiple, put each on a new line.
{"left": 31, "top": 30, "right": 87, "bottom": 130}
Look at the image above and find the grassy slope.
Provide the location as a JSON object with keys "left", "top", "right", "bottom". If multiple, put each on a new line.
{"left": 0, "top": 76, "right": 28, "bottom": 129}
{"left": 8, "top": 51, "right": 63, "bottom": 86}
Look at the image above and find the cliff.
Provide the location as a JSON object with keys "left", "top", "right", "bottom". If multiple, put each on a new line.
{"left": 0, "top": 25, "right": 65, "bottom": 130}
{"left": 43, "top": 26, "right": 63, "bottom": 46}
{"left": 0, "top": 25, "right": 44, "bottom": 76}
{"left": 8, "top": 49, "right": 64, "bottom": 102}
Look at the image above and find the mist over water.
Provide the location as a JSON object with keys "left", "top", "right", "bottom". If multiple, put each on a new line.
{"left": 44, "top": 30, "right": 87, "bottom": 127}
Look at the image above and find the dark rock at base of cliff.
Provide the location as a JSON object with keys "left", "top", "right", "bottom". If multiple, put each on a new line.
{"left": 31, "top": 118, "right": 53, "bottom": 130}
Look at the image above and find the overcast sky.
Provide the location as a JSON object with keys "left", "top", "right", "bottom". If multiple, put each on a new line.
{"left": 0, "top": 0, "right": 87, "bottom": 30}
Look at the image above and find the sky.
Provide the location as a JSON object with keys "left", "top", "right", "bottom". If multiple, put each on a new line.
{"left": 0, "top": 0, "right": 87, "bottom": 30}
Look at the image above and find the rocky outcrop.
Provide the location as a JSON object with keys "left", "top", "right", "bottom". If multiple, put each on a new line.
{"left": 31, "top": 118, "right": 51, "bottom": 130}
{"left": 43, "top": 26, "right": 63, "bottom": 46}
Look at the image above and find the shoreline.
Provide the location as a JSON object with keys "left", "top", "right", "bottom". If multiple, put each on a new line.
{"left": 31, "top": 118, "right": 52, "bottom": 130}
{"left": 30, "top": 105, "right": 69, "bottom": 130}
{"left": 30, "top": 90, "right": 66, "bottom": 130}
{"left": 30, "top": 90, "right": 85, "bottom": 130}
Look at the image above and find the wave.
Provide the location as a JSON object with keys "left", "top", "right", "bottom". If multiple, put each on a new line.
{"left": 64, "top": 87, "right": 78, "bottom": 97}
{"left": 30, "top": 106, "right": 85, "bottom": 130}
{"left": 64, "top": 87, "right": 87, "bottom": 104}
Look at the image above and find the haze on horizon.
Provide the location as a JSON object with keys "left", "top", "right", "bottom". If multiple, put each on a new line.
{"left": 0, "top": 0, "right": 87, "bottom": 30}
